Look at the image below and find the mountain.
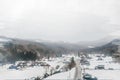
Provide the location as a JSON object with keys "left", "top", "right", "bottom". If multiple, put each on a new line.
{"left": 0, "top": 36, "right": 84, "bottom": 62}
{"left": 77, "top": 35, "right": 120, "bottom": 48}
{"left": 1, "top": 35, "right": 120, "bottom": 62}
{"left": 82, "top": 39, "right": 120, "bottom": 56}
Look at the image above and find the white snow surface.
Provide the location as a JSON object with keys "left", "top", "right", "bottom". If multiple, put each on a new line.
{"left": 0, "top": 65, "right": 45, "bottom": 80}
{"left": 86, "top": 70, "right": 120, "bottom": 80}
{"left": 0, "top": 56, "right": 73, "bottom": 80}
{"left": 44, "top": 68, "right": 75, "bottom": 80}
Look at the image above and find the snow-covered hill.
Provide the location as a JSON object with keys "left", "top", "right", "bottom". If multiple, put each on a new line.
{"left": 0, "top": 36, "right": 12, "bottom": 42}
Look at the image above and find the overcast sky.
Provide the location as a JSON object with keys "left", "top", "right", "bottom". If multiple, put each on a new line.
{"left": 0, "top": 0, "right": 120, "bottom": 42}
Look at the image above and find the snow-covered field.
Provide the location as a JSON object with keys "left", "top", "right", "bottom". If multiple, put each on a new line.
{"left": 0, "top": 66, "right": 45, "bottom": 80}
{"left": 44, "top": 68, "right": 75, "bottom": 80}
{"left": 45, "top": 69, "right": 120, "bottom": 80}
{"left": 83, "top": 55, "right": 120, "bottom": 80}
{"left": 0, "top": 56, "right": 72, "bottom": 80}
{"left": 86, "top": 70, "right": 120, "bottom": 80}
{"left": 84, "top": 56, "right": 120, "bottom": 70}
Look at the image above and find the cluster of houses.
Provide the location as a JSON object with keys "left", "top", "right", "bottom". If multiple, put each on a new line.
{"left": 8, "top": 61, "right": 50, "bottom": 70}
{"left": 7, "top": 57, "right": 75, "bottom": 80}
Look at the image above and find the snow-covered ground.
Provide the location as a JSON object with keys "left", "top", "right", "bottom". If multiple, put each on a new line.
{"left": 86, "top": 70, "right": 120, "bottom": 80}
{"left": 84, "top": 56, "right": 120, "bottom": 70}
{"left": 44, "top": 68, "right": 75, "bottom": 80}
{"left": 0, "top": 56, "right": 73, "bottom": 80}
{"left": 0, "top": 55, "right": 120, "bottom": 80}
{"left": 44, "top": 55, "right": 120, "bottom": 80}
{"left": 83, "top": 55, "right": 120, "bottom": 80}
{"left": 0, "top": 66, "right": 45, "bottom": 80}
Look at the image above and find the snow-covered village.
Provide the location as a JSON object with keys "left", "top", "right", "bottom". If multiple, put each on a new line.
{"left": 0, "top": 36, "right": 120, "bottom": 80}
{"left": 0, "top": 53, "right": 120, "bottom": 80}
{"left": 0, "top": 0, "right": 120, "bottom": 80}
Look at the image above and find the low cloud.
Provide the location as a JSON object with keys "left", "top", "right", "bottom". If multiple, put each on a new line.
{"left": 0, "top": 0, "right": 119, "bottom": 42}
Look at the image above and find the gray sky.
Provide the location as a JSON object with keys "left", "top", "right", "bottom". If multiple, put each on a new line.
{"left": 0, "top": 0, "right": 120, "bottom": 42}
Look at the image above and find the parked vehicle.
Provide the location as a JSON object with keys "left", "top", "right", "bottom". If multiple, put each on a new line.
{"left": 108, "top": 68, "right": 114, "bottom": 70}
{"left": 95, "top": 65, "right": 105, "bottom": 70}
{"left": 80, "top": 59, "right": 90, "bottom": 66}
{"left": 84, "top": 61, "right": 90, "bottom": 66}
{"left": 97, "top": 57, "right": 103, "bottom": 61}
{"left": 8, "top": 65, "right": 18, "bottom": 70}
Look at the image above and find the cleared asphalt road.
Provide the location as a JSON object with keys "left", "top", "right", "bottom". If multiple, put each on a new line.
{"left": 74, "top": 59, "right": 83, "bottom": 80}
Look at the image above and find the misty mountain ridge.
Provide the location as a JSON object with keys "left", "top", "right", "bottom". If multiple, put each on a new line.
{"left": 0, "top": 35, "right": 120, "bottom": 62}
{"left": 0, "top": 36, "right": 84, "bottom": 62}
{"left": 77, "top": 35, "right": 120, "bottom": 47}
{"left": 83, "top": 38, "right": 120, "bottom": 56}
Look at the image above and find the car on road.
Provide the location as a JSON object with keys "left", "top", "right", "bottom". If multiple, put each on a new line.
{"left": 83, "top": 73, "right": 98, "bottom": 80}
